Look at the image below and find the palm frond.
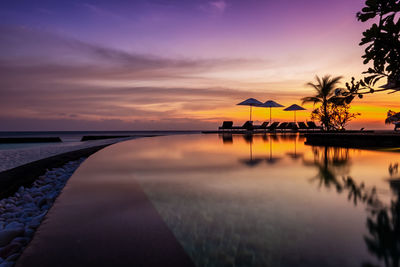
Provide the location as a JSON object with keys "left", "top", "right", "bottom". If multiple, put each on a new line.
{"left": 301, "top": 96, "right": 322, "bottom": 105}
{"left": 305, "top": 82, "right": 322, "bottom": 95}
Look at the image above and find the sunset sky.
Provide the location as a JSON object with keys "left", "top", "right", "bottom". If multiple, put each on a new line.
{"left": 1, "top": 0, "right": 399, "bottom": 130}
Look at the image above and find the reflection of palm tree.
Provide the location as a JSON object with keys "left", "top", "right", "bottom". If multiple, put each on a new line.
{"left": 304, "top": 146, "right": 350, "bottom": 193}
{"left": 361, "top": 177, "right": 400, "bottom": 267}
{"left": 305, "top": 150, "right": 399, "bottom": 267}
{"left": 363, "top": 200, "right": 400, "bottom": 267}
{"left": 342, "top": 177, "right": 365, "bottom": 205}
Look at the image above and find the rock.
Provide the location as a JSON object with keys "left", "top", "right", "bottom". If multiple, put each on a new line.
{"left": 0, "top": 158, "right": 83, "bottom": 264}
{"left": 24, "top": 229, "right": 34, "bottom": 238}
{"left": 4, "top": 205, "right": 13, "bottom": 210}
{"left": 36, "top": 197, "right": 47, "bottom": 208}
{"left": 22, "top": 194, "right": 33, "bottom": 202}
{"left": 0, "top": 228, "right": 24, "bottom": 247}
{"left": 0, "top": 261, "right": 14, "bottom": 267}
{"left": 4, "top": 222, "right": 24, "bottom": 230}
{"left": 11, "top": 237, "right": 29, "bottom": 246}
{"left": 40, "top": 185, "right": 53, "bottom": 192}
{"left": 5, "top": 253, "right": 20, "bottom": 262}
{"left": 47, "top": 192, "right": 58, "bottom": 200}
{"left": 17, "top": 187, "right": 24, "bottom": 195}
{"left": 31, "top": 192, "right": 43, "bottom": 198}
{"left": 41, "top": 204, "right": 50, "bottom": 210}
{"left": 0, "top": 243, "right": 21, "bottom": 259}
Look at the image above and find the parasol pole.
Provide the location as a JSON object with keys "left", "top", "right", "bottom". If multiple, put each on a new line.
{"left": 269, "top": 107, "right": 272, "bottom": 123}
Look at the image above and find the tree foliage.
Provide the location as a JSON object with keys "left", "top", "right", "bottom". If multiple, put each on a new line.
{"left": 311, "top": 103, "right": 360, "bottom": 131}
{"left": 352, "top": 0, "right": 400, "bottom": 97}
{"left": 301, "top": 75, "right": 342, "bottom": 129}
{"left": 357, "top": 0, "right": 400, "bottom": 87}
{"left": 336, "top": 0, "right": 400, "bottom": 101}
{"left": 301, "top": 75, "right": 358, "bottom": 130}
{"left": 385, "top": 109, "right": 400, "bottom": 123}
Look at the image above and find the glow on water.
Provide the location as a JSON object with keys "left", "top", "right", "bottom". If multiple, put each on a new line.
{"left": 95, "top": 134, "right": 400, "bottom": 267}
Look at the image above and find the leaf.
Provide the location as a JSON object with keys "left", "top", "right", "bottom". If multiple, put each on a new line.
{"left": 364, "top": 75, "right": 379, "bottom": 84}
{"left": 345, "top": 95, "right": 355, "bottom": 104}
{"left": 372, "top": 76, "right": 383, "bottom": 86}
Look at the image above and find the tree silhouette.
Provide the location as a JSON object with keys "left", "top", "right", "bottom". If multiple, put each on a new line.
{"left": 301, "top": 75, "right": 343, "bottom": 130}
{"left": 337, "top": 0, "right": 400, "bottom": 100}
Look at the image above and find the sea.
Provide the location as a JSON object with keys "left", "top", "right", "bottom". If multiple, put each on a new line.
{"left": 0, "top": 131, "right": 200, "bottom": 150}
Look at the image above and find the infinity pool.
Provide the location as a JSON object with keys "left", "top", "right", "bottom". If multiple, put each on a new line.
{"left": 19, "top": 133, "right": 400, "bottom": 267}
{"left": 88, "top": 133, "right": 399, "bottom": 267}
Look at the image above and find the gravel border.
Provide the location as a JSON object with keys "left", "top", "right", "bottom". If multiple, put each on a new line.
{"left": 0, "top": 158, "right": 85, "bottom": 267}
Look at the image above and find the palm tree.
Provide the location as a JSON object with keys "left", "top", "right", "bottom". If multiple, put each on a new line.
{"left": 301, "top": 75, "right": 343, "bottom": 130}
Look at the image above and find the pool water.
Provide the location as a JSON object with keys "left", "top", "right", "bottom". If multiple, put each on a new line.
{"left": 88, "top": 133, "right": 400, "bottom": 267}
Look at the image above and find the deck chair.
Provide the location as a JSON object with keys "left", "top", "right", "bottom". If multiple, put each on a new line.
{"left": 218, "top": 121, "right": 233, "bottom": 131}
{"left": 232, "top": 121, "right": 254, "bottom": 131}
{"left": 267, "top": 122, "right": 280, "bottom": 132}
{"left": 277, "top": 122, "right": 289, "bottom": 131}
{"left": 298, "top": 122, "right": 309, "bottom": 131}
{"left": 254, "top": 122, "right": 269, "bottom": 131}
{"left": 288, "top": 122, "right": 299, "bottom": 131}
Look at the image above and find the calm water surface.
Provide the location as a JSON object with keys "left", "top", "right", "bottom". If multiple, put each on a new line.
{"left": 90, "top": 134, "right": 400, "bottom": 267}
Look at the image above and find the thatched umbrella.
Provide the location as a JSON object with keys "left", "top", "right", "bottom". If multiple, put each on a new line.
{"left": 259, "top": 100, "right": 284, "bottom": 123}
{"left": 237, "top": 98, "right": 263, "bottom": 121}
{"left": 283, "top": 104, "right": 306, "bottom": 123}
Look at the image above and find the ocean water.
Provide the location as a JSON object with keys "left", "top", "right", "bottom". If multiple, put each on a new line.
{"left": 0, "top": 131, "right": 200, "bottom": 150}
{"left": 0, "top": 131, "right": 200, "bottom": 141}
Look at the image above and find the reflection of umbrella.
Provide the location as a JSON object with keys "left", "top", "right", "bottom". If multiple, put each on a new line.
{"left": 286, "top": 135, "right": 303, "bottom": 160}
{"left": 283, "top": 104, "right": 306, "bottom": 123}
{"left": 259, "top": 100, "right": 284, "bottom": 123}
{"left": 266, "top": 137, "right": 282, "bottom": 164}
{"left": 237, "top": 98, "right": 263, "bottom": 121}
{"left": 240, "top": 136, "right": 262, "bottom": 166}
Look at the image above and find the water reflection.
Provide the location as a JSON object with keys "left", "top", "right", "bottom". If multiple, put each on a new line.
{"left": 286, "top": 135, "right": 303, "bottom": 160}
{"left": 96, "top": 134, "right": 400, "bottom": 267}
{"left": 301, "top": 144, "right": 400, "bottom": 267}
{"left": 218, "top": 134, "right": 400, "bottom": 266}
{"left": 304, "top": 146, "right": 351, "bottom": 194}
{"left": 239, "top": 134, "right": 263, "bottom": 167}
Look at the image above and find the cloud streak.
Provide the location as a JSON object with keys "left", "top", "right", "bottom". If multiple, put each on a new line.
{"left": 0, "top": 25, "right": 319, "bottom": 130}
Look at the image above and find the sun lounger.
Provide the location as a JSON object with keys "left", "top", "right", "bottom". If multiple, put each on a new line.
{"left": 298, "top": 122, "right": 309, "bottom": 131}
{"left": 254, "top": 122, "right": 269, "bottom": 131}
{"left": 307, "top": 121, "right": 323, "bottom": 131}
{"left": 267, "top": 122, "right": 280, "bottom": 132}
{"left": 218, "top": 121, "right": 233, "bottom": 131}
{"left": 277, "top": 122, "right": 289, "bottom": 131}
{"left": 287, "top": 122, "right": 299, "bottom": 131}
{"left": 231, "top": 121, "right": 254, "bottom": 131}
